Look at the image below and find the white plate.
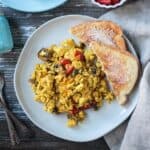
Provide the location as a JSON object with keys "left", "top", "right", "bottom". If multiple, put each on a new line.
{"left": 14, "top": 15, "right": 139, "bottom": 142}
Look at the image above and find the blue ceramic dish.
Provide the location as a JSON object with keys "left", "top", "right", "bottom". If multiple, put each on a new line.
{"left": 1, "top": 0, "right": 68, "bottom": 13}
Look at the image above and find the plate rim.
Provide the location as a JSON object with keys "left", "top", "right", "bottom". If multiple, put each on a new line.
{"left": 1, "top": 0, "right": 68, "bottom": 13}
{"left": 14, "top": 14, "right": 139, "bottom": 142}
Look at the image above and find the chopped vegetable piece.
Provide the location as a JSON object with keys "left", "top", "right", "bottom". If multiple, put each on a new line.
{"left": 70, "top": 106, "right": 79, "bottom": 115}
{"left": 84, "top": 104, "right": 91, "bottom": 109}
{"left": 76, "top": 42, "right": 86, "bottom": 49}
{"left": 75, "top": 50, "right": 85, "bottom": 61}
{"left": 65, "top": 64, "right": 74, "bottom": 75}
{"left": 72, "top": 69, "right": 79, "bottom": 76}
{"left": 79, "top": 43, "right": 86, "bottom": 49}
{"left": 91, "top": 67, "right": 97, "bottom": 74}
{"left": 80, "top": 103, "right": 91, "bottom": 110}
{"left": 37, "top": 48, "right": 53, "bottom": 62}
{"left": 60, "top": 58, "right": 71, "bottom": 66}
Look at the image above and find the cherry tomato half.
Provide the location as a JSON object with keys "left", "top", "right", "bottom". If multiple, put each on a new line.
{"left": 65, "top": 64, "right": 74, "bottom": 75}
{"left": 74, "top": 50, "right": 85, "bottom": 61}
{"left": 60, "top": 58, "right": 71, "bottom": 66}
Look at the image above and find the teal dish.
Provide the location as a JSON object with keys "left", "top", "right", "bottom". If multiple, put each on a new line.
{"left": 0, "top": 14, "right": 13, "bottom": 53}
{"left": 1, "top": 0, "right": 68, "bottom": 13}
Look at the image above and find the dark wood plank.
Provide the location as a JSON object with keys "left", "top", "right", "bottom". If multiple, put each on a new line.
{"left": 0, "top": 0, "right": 136, "bottom": 149}
{"left": 0, "top": 120, "right": 109, "bottom": 150}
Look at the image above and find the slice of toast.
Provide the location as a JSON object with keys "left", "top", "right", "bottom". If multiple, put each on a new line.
{"left": 70, "top": 20, "right": 126, "bottom": 51}
{"left": 90, "top": 42, "right": 139, "bottom": 105}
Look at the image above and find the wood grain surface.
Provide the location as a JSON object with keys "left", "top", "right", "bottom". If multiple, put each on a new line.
{"left": 0, "top": 0, "right": 136, "bottom": 149}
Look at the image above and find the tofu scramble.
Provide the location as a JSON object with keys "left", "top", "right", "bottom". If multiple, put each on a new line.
{"left": 29, "top": 39, "right": 114, "bottom": 127}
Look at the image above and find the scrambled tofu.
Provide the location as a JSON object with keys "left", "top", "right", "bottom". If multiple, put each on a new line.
{"left": 29, "top": 39, "right": 114, "bottom": 127}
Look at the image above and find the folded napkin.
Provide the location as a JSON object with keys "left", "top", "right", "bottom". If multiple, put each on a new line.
{"left": 99, "top": 0, "right": 150, "bottom": 150}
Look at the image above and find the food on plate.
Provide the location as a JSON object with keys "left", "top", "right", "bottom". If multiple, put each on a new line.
{"left": 70, "top": 20, "right": 126, "bottom": 51}
{"left": 90, "top": 42, "right": 138, "bottom": 105}
{"left": 95, "top": 0, "right": 120, "bottom": 5}
{"left": 29, "top": 39, "right": 114, "bottom": 127}
{"left": 71, "top": 21, "right": 139, "bottom": 105}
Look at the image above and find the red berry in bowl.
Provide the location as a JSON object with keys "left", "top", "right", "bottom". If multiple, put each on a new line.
{"left": 60, "top": 58, "right": 71, "bottom": 66}
{"left": 96, "top": 0, "right": 112, "bottom": 5}
{"left": 95, "top": 0, "right": 120, "bottom": 5}
{"left": 111, "top": 0, "right": 120, "bottom": 4}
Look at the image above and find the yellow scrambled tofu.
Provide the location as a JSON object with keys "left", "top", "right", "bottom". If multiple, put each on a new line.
{"left": 29, "top": 39, "right": 114, "bottom": 127}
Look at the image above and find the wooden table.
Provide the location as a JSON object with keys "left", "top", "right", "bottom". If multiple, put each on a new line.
{"left": 0, "top": 0, "right": 135, "bottom": 149}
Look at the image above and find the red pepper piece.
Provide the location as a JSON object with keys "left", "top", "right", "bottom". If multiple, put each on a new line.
{"left": 60, "top": 58, "right": 71, "bottom": 66}
{"left": 70, "top": 106, "right": 79, "bottom": 115}
{"left": 74, "top": 50, "right": 85, "bottom": 61}
{"left": 80, "top": 104, "right": 91, "bottom": 110}
{"left": 111, "top": 0, "right": 120, "bottom": 4}
{"left": 84, "top": 104, "right": 91, "bottom": 109}
{"left": 65, "top": 64, "right": 74, "bottom": 75}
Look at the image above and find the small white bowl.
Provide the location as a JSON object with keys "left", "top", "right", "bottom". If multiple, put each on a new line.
{"left": 92, "top": 0, "right": 127, "bottom": 9}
